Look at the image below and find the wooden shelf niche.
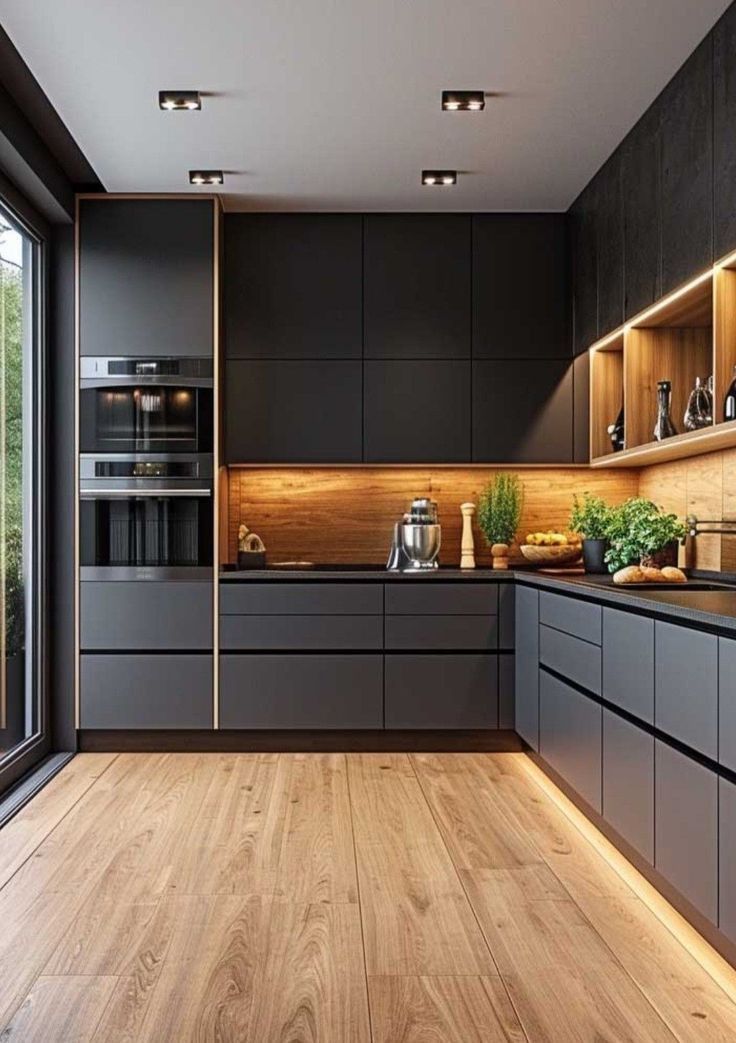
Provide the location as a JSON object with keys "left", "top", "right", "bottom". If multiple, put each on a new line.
{"left": 590, "top": 332, "right": 624, "bottom": 460}
{"left": 590, "top": 272, "right": 724, "bottom": 467}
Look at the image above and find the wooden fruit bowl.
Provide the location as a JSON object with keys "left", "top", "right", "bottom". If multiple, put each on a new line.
{"left": 520, "top": 544, "right": 582, "bottom": 567}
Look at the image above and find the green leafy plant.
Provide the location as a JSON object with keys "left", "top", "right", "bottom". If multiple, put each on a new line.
{"left": 604, "top": 498, "right": 686, "bottom": 573}
{"left": 569, "top": 493, "right": 614, "bottom": 541}
{"left": 477, "top": 474, "right": 523, "bottom": 546}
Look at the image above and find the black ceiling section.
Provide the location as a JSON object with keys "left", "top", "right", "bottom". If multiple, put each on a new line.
{"left": 0, "top": 25, "right": 103, "bottom": 221}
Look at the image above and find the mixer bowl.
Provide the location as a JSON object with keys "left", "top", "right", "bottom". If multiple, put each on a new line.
{"left": 401, "top": 524, "right": 441, "bottom": 569}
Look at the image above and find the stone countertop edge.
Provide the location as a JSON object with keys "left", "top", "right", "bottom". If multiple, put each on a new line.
{"left": 219, "top": 567, "right": 736, "bottom": 634}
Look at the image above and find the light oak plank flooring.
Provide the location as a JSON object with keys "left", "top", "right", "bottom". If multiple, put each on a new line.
{"left": 1, "top": 751, "right": 736, "bottom": 1041}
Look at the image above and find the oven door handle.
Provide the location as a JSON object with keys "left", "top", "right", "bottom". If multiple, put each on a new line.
{"left": 79, "top": 488, "right": 212, "bottom": 498}
{"left": 80, "top": 376, "right": 213, "bottom": 389}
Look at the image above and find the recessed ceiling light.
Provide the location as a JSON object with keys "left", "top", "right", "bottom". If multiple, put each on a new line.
{"left": 442, "top": 90, "right": 485, "bottom": 112}
{"left": 159, "top": 90, "right": 202, "bottom": 111}
{"left": 422, "top": 170, "right": 457, "bottom": 186}
{"left": 189, "top": 169, "right": 224, "bottom": 186}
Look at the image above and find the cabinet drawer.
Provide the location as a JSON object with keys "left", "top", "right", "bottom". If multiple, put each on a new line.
{"left": 602, "top": 710, "right": 654, "bottom": 864}
{"left": 655, "top": 622, "right": 718, "bottom": 759}
{"left": 220, "top": 615, "right": 382, "bottom": 651}
{"left": 220, "top": 582, "right": 382, "bottom": 615}
{"left": 219, "top": 654, "right": 383, "bottom": 729}
{"left": 539, "top": 591, "right": 601, "bottom": 645}
{"left": 385, "top": 583, "right": 498, "bottom": 616}
{"left": 81, "top": 654, "right": 213, "bottom": 729}
{"left": 602, "top": 608, "right": 654, "bottom": 723}
{"left": 81, "top": 581, "right": 213, "bottom": 651}
{"left": 539, "top": 625, "right": 601, "bottom": 695}
{"left": 384, "top": 654, "right": 498, "bottom": 729}
{"left": 539, "top": 670, "right": 601, "bottom": 812}
{"left": 719, "top": 637, "right": 736, "bottom": 773}
{"left": 384, "top": 615, "right": 497, "bottom": 651}
{"left": 655, "top": 740, "right": 718, "bottom": 924}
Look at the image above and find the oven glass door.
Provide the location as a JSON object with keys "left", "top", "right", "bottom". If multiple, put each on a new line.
{"left": 79, "top": 385, "right": 212, "bottom": 454}
{"left": 80, "top": 495, "right": 213, "bottom": 568}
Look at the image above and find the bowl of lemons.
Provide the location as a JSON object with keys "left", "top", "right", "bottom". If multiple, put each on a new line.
{"left": 520, "top": 531, "right": 583, "bottom": 567}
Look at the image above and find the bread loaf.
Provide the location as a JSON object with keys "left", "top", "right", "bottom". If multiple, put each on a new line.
{"left": 661, "top": 566, "right": 687, "bottom": 583}
{"left": 613, "top": 566, "right": 646, "bottom": 584}
{"left": 640, "top": 566, "right": 665, "bottom": 582}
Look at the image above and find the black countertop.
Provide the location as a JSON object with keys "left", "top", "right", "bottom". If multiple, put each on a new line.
{"left": 219, "top": 564, "right": 736, "bottom": 633}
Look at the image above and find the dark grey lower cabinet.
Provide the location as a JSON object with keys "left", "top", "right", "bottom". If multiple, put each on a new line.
{"left": 499, "top": 655, "right": 515, "bottom": 729}
{"left": 602, "top": 608, "right": 654, "bottom": 723}
{"left": 220, "top": 654, "right": 383, "bottom": 729}
{"left": 602, "top": 710, "right": 654, "bottom": 864}
{"left": 384, "top": 654, "right": 498, "bottom": 729}
{"left": 655, "top": 740, "right": 718, "bottom": 924}
{"left": 515, "top": 586, "right": 539, "bottom": 749}
{"left": 719, "top": 777, "right": 736, "bottom": 945}
{"left": 655, "top": 622, "right": 718, "bottom": 759}
{"left": 220, "top": 614, "right": 383, "bottom": 651}
{"left": 80, "top": 581, "right": 213, "bottom": 651}
{"left": 539, "top": 669, "right": 602, "bottom": 812}
{"left": 81, "top": 654, "right": 213, "bottom": 729}
{"left": 384, "top": 615, "right": 498, "bottom": 651}
{"left": 719, "top": 637, "right": 736, "bottom": 773}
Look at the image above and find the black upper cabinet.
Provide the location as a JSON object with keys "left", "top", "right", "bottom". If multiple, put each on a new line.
{"left": 595, "top": 153, "right": 624, "bottom": 337}
{"left": 714, "top": 6, "right": 736, "bottom": 261}
{"left": 364, "top": 215, "right": 471, "bottom": 358}
{"left": 79, "top": 198, "right": 214, "bottom": 357}
{"left": 364, "top": 360, "right": 470, "bottom": 462}
{"left": 570, "top": 183, "right": 598, "bottom": 355}
{"left": 225, "top": 360, "right": 362, "bottom": 463}
{"left": 225, "top": 214, "right": 362, "bottom": 359}
{"left": 623, "top": 102, "right": 662, "bottom": 319}
{"left": 472, "top": 215, "right": 569, "bottom": 358}
{"left": 660, "top": 37, "right": 714, "bottom": 295}
{"left": 472, "top": 359, "right": 573, "bottom": 462}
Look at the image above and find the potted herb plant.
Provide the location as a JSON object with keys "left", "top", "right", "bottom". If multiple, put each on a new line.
{"left": 605, "top": 498, "right": 687, "bottom": 573}
{"left": 478, "top": 473, "right": 523, "bottom": 569}
{"left": 569, "top": 493, "right": 613, "bottom": 574}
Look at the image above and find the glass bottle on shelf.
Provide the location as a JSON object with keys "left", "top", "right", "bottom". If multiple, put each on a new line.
{"left": 725, "top": 366, "right": 736, "bottom": 422}
{"left": 683, "top": 376, "right": 712, "bottom": 431}
{"left": 706, "top": 375, "right": 714, "bottom": 422}
{"left": 607, "top": 405, "right": 624, "bottom": 452}
{"left": 653, "top": 380, "right": 677, "bottom": 441}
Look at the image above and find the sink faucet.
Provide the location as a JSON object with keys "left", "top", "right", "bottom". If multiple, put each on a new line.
{"left": 685, "top": 515, "right": 736, "bottom": 569}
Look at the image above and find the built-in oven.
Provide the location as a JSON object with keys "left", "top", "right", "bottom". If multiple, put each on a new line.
{"left": 79, "top": 356, "right": 213, "bottom": 455}
{"left": 80, "top": 488, "right": 213, "bottom": 579}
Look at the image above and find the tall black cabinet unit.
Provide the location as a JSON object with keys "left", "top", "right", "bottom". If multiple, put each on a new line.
{"left": 76, "top": 196, "right": 220, "bottom": 732}
{"left": 224, "top": 214, "right": 363, "bottom": 463}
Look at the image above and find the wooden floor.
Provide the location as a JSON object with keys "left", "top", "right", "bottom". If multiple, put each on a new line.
{"left": 1, "top": 753, "right": 736, "bottom": 1041}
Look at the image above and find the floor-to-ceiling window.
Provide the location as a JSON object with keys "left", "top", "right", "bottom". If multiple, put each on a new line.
{"left": 0, "top": 202, "right": 46, "bottom": 791}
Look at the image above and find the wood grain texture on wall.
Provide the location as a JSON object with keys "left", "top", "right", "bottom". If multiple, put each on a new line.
{"left": 639, "top": 447, "right": 736, "bottom": 571}
{"left": 226, "top": 467, "right": 639, "bottom": 566}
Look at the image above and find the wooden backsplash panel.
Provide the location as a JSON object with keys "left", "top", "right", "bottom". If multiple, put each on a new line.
{"left": 638, "top": 447, "right": 736, "bottom": 571}
{"left": 226, "top": 467, "right": 639, "bottom": 566}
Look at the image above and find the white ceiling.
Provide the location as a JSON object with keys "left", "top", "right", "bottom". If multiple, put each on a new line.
{"left": 0, "top": 0, "right": 730, "bottom": 211}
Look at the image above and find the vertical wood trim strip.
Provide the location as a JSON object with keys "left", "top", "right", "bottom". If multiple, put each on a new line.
{"left": 73, "top": 197, "right": 80, "bottom": 731}
{"left": 213, "top": 198, "right": 221, "bottom": 729}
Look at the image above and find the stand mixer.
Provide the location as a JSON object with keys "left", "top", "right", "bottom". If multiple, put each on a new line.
{"left": 386, "top": 498, "right": 441, "bottom": 571}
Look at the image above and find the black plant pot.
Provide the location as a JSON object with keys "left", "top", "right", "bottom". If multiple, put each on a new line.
{"left": 582, "top": 538, "right": 608, "bottom": 574}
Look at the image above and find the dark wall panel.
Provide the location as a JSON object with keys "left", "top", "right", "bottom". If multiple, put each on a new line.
{"left": 660, "top": 36, "right": 714, "bottom": 294}
{"left": 595, "top": 153, "right": 624, "bottom": 336}
{"left": 623, "top": 102, "right": 662, "bottom": 319}
{"left": 570, "top": 182, "right": 598, "bottom": 354}
{"left": 715, "top": 4, "right": 736, "bottom": 261}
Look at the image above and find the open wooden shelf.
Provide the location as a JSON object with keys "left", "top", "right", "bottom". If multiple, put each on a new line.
{"left": 587, "top": 265, "right": 736, "bottom": 468}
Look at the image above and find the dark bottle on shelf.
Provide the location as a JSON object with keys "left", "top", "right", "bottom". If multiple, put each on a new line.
{"left": 653, "top": 380, "right": 677, "bottom": 441}
{"left": 725, "top": 366, "right": 736, "bottom": 422}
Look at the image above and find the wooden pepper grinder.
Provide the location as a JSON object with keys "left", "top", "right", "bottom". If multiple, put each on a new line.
{"left": 460, "top": 502, "right": 476, "bottom": 569}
